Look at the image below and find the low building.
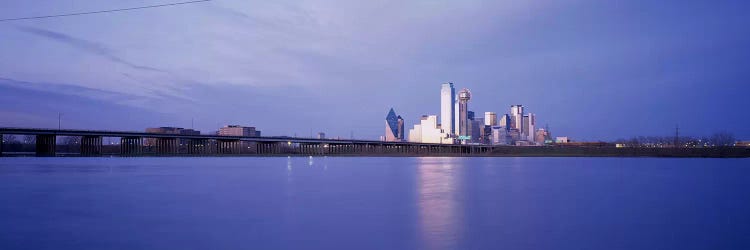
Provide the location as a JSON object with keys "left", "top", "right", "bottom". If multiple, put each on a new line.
{"left": 317, "top": 132, "right": 326, "bottom": 139}
{"left": 219, "top": 125, "right": 261, "bottom": 137}
{"left": 145, "top": 127, "right": 200, "bottom": 146}
{"left": 555, "top": 137, "right": 570, "bottom": 143}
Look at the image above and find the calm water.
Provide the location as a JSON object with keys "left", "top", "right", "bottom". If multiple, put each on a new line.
{"left": 0, "top": 157, "right": 748, "bottom": 250}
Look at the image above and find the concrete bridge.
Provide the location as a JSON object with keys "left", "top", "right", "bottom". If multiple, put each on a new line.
{"left": 0, "top": 127, "right": 492, "bottom": 157}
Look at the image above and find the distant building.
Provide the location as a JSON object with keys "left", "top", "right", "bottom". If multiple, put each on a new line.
{"left": 385, "top": 108, "right": 405, "bottom": 142}
{"left": 456, "top": 88, "right": 471, "bottom": 137}
{"left": 555, "top": 137, "right": 571, "bottom": 143}
{"left": 317, "top": 132, "right": 326, "bottom": 139}
{"left": 145, "top": 127, "right": 200, "bottom": 146}
{"left": 534, "top": 129, "right": 548, "bottom": 144}
{"left": 440, "top": 83, "right": 456, "bottom": 137}
{"left": 408, "top": 115, "right": 448, "bottom": 144}
{"left": 498, "top": 114, "right": 511, "bottom": 128}
{"left": 522, "top": 113, "right": 536, "bottom": 141}
{"left": 735, "top": 141, "right": 750, "bottom": 147}
{"left": 509, "top": 128, "right": 521, "bottom": 143}
{"left": 491, "top": 126, "right": 511, "bottom": 145}
{"left": 484, "top": 112, "right": 497, "bottom": 126}
{"left": 219, "top": 125, "right": 261, "bottom": 137}
{"left": 510, "top": 105, "right": 524, "bottom": 132}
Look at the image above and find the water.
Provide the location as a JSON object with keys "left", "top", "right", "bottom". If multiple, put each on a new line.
{"left": 0, "top": 157, "right": 748, "bottom": 250}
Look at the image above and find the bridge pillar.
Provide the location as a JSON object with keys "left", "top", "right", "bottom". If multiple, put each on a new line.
{"left": 80, "top": 136, "right": 102, "bottom": 156}
{"left": 35, "top": 134, "right": 56, "bottom": 157}
{"left": 155, "top": 138, "right": 178, "bottom": 155}
{"left": 218, "top": 140, "right": 240, "bottom": 155}
{"left": 120, "top": 137, "right": 142, "bottom": 156}
{"left": 187, "top": 139, "right": 208, "bottom": 155}
{"left": 0, "top": 134, "right": 3, "bottom": 157}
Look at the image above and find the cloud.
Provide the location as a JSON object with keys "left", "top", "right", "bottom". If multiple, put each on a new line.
{"left": 16, "top": 26, "right": 167, "bottom": 73}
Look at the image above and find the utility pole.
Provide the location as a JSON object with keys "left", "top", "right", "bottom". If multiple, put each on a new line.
{"left": 58, "top": 113, "right": 61, "bottom": 130}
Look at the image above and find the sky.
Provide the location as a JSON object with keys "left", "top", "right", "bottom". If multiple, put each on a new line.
{"left": 1, "top": 0, "right": 749, "bottom": 141}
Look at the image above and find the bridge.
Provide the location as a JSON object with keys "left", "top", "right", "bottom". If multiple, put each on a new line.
{"left": 0, "top": 127, "right": 492, "bottom": 157}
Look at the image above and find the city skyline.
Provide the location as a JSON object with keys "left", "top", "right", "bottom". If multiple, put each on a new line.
{"left": 0, "top": 0, "right": 749, "bottom": 141}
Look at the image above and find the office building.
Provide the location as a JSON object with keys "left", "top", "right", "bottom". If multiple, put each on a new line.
{"left": 491, "top": 126, "right": 511, "bottom": 145}
{"left": 499, "top": 114, "right": 511, "bottom": 128}
{"left": 440, "top": 83, "right": 456, "bottom": 137}
{"left": 385, "top": 108, "right": 404, "bottom": 142}
{"left": 219, "top": 125, "right": 261, "bottom": 137}
{"left": 556, "top": 137, "right": 570, "bottom": 143}
{"left": 145, "top": 127, "right": 200, "bottom": 146}
{"left": 510, "top": 105, "right": 524, "bottom": 132}
{"left": 408, "top": 115, "right": 448, "bottom": 144}
{"left": 484, "top": 112, "right": 497, "bottom": 126}
{"left": 534, "top": 129, "right": 548, "bottom": 144}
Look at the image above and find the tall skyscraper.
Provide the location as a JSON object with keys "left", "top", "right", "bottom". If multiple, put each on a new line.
{"left": 510, "top": 105, "right": 524, "bottom": 132}
{"left": 440, "top": 83, "right": 456, "bottom": 136}
{"left": 526, "top": 113, "right": 536, "bottom": 141}
{"left": 385, "top": 108, "right": 403, "bottom": 142}
{"left": 484, "top": 112, "right": 497, "bottom": 126}
{"left": 498, "top": 114, "right": 511, "bottom": 128}
{"left": 457, "top": 88, "right": 471, "bottom": 137}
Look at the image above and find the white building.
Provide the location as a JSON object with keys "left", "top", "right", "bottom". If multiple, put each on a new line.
{"left": 484, "top": 112, "right": 497, "bottom": 126}
{"left": 408, "top": 115, "right": 449, "bottom": 144}
{"left": 510, "top": 105, "right": 524, "bottom": 132}
{"left": 440, "top": 83, "right": 456, "bottom": 138}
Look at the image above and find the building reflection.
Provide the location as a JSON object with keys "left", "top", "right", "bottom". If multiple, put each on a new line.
{"left": 416, "top": 157, "right": 464, "bottom": 249}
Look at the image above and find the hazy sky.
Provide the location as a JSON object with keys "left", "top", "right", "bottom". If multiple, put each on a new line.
{"left": 1, "top": 0, "right": 748, "bottom": 140}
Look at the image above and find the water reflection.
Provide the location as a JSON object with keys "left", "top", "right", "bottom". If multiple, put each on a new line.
{"left": 416, "top": 157, "right": 464, "bottom": 249}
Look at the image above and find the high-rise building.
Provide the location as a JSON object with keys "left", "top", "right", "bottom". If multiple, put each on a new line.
{"left": 384, "top": 108, "right": 404, "bottom": 142}
{"left": 484, "top": 112, "right": 497, "bottom": 126}
{"left": 498, "top": 114, "right": 511, "bottom": 128}
{"left": 440, "top": 83, "right": 456, "bottom": 137}
{"left": 510, "top": 105, "right": 524, "bottom": 132}
{"left": 525, "top": 113, "right": 535, "bottom": 141}
{"left": 456, "top": 88, "right": 471, "bottom": 137}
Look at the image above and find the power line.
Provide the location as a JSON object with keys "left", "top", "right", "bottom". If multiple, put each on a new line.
{"left": 0, "top": 0, "right": 211, "bottom": 22}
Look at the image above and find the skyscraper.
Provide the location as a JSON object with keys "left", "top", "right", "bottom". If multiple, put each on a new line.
{"left": 498, "top": 114, "right": 511, "bottom": 128}
{"left": 457, "top": 88, "right": 471, "bottom": 137}
{"left": 440, "top": 83, "right": 456, "bottom": 137}
{"left": 510, "top": 105, "right": 524, "bottom": 132}
{"left": 484, "top": 112, "right": 497, "bottom": 126}
{"left": 384, "top": 108, "right": 403, "bottom": 142}
{"left": 526, "top": 113, "right": 536, "bottom": 141}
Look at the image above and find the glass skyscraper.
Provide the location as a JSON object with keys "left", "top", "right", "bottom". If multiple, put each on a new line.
{"left": 440, "top": 83, "right": 456, "bottom": 136}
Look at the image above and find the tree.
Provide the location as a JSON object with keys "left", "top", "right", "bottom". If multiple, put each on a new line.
{"left": 710, "top": 131, "right": 736, "bottom": 147}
